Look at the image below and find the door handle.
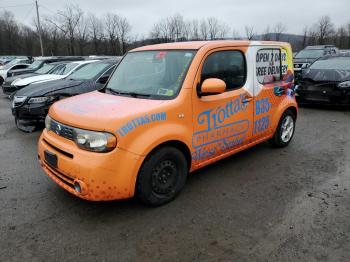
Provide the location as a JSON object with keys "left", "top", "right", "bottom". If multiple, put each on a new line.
{"left": 241, "top": 96, "right": 253, "bottom": 103}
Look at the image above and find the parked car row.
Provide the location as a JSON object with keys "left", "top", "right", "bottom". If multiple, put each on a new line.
{"left": 1, "top": 56, "right": 121, "bottom": 132}
{"left": 293, "top": 45, "right": 350, "bottom": 105}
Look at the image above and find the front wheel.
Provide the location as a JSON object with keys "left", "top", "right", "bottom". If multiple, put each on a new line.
{"left": 136, "top": 146, "right": 188, "bottom": 206}
{"left": 269, "top": 110, "right": 296, "bottom": 147}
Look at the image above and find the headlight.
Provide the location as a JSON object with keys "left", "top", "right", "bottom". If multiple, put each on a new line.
{"left": 45, "top": 115, "right": 52, "bottom": 130}
{"left": 11, "top": 78, "right": 21, "bottom": 85}
{"left": 73, "top": 128, "right": 117, "bottom": 152}
{"left": 28, "top": 96, "right": 54, "bottom": 104}
{"left": 338, "top": 81, "right": 350, "bottom": 89}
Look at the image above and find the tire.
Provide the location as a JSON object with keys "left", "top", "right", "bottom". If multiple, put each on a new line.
{"left": 136, "top": 146, "right": 188, "bottom": 206}
{"left": 269, "top": 110, "right": 296, "bottom": 148}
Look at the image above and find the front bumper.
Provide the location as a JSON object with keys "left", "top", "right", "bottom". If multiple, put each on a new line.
{"left": 2, "top": 84, "right": 18, "bottom": 95}
{"left": 12, "top": 102, "right": 49, "bottom": 122}
{"left": 38, "top": 129, "right": 145, "bottom": 201}
{"left": 296, "top": 87, "right": 350, "bottom": 105}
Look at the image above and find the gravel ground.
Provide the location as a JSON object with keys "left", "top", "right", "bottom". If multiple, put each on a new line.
{"left": 0, "top": 94, "right": 349, "bottom": 262}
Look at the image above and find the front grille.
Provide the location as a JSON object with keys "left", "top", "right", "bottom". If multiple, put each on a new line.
{"left": 49, "top": 119, "right": 74, "bottom": 141}
{"left": 44, "top": 162, "right": 75, "bottom": 189}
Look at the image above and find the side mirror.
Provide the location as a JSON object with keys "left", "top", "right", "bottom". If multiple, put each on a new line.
{"left": 200, "top": 78, "right": 226, "bottom": 96}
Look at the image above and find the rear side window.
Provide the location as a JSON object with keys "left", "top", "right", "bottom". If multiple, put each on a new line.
{"left": 256, "top": 48, "right": 288, "bottom": 84}
{"left": 201, "top": 50, "right": 246, "bottom": 91}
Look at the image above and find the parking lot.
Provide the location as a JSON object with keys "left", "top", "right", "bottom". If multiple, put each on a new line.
{"left": 0, "top": 93, "right": 349, "bottom": 261}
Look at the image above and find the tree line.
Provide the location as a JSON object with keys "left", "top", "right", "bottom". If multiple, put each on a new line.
{"left": 1, "top": 5, "right": 350, "bottom": 56}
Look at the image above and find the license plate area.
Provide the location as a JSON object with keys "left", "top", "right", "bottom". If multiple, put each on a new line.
{"left": 44, "top": 150, "right": 58, "bottom": 169}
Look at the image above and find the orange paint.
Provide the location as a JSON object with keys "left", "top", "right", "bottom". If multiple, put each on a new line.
{"left": 37, "top": 40, "right": 298, "bottom": 201}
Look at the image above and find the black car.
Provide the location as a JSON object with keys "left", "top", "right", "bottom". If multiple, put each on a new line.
{"left": 296, "top": 55, "right": 350, "bottom": 105}
{"left": 294, "top": 45, "right": 339, "bottom": 83}
{"left": 11, "top": 59, "right": 120, "bottom": 132}
{"left": 7, "top": 56, "right": 84, "bottom": 78}
{"left": 2, "top": 62, "right": 69, "bottom": 95}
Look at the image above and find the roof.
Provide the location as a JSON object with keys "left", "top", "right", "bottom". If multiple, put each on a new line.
{"left": 305, "top": 45, "right": 336, "bottom": 49}
{"left": 131, "top": 40, "right": 290, "bottom": 52}
{"left": 93, "top": 58, "right": 121, "bottom": 64}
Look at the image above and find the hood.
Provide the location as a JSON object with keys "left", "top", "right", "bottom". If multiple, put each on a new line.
{"left": 15, "top": 79, "right": 83, "bottom": 97}
{"left": 14, "top": 74, "right": 63, "bottom": 86}
{"left": 302, "top": 68, "right": 350, "bottom": 82}
{"left": 4, "top": 73, "right": 38, "bottom": 85}
{"left": 49, "top": 91, "right": 167, "bottom": 133}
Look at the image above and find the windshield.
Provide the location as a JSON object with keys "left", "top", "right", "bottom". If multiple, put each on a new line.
{"left": 35, "top": 63, "right": 56, "bottom": 74}
{"left": 68, "top": 62, "right": 110, "bottom": 81}
{"left": 310, "top": 57, "right": 350, "bottom": 70}
{"left": 295, "top": 49, "right": 325, "bottom": 59}
{"left": 53, "top": 62, "right": 80, "bottom": 76}
{"left": 28, "top": 60, "right": 42, "bottom": 69}
{"left": 105, "top": 50, "right": 195, "bottom": 99}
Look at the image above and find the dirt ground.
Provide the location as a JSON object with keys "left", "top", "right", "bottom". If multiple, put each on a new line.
{"left": 0, "top": 94, "right": 349, "bottom": 262}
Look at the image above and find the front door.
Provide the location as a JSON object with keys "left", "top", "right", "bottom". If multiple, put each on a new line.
{"left": 191, "top": 47, "right": 255, "bottom": 167}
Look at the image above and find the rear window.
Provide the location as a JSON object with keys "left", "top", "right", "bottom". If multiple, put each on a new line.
{"left": 256, "top": 48, "right": 288, "bottom": 84}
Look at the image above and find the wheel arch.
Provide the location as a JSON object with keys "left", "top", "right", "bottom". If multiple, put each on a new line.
{"left": 142, "top": 140, "right": 192, "bottom": 171}
{"left": 286, "top": 105, "right": 298, "bottom": 120}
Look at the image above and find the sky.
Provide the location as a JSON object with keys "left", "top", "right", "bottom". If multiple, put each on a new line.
{"left": 1, "top": 0, "right": 350, "bottom": 37}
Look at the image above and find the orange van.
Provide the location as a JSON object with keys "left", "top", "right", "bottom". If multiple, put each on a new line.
{"left": 38, "top": 40, "right": 298, "bottom": 205}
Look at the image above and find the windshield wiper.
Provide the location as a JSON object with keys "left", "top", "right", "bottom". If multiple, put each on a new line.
{"left": 106, "top": 88, "right": 151, "bottom": 98}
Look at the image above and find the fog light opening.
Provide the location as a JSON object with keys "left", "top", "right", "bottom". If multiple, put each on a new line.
{"left": 74, "top": 181, "right": 82, "bottom": 194}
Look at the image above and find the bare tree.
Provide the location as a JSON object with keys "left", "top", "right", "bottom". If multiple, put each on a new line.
{"left": 105, "top": 13, "right": 120, "bottom": 54}
{"left": 76, "top": 16, "right": 88, "bottom": 55}
{"left": 274, "top": 22, "right": 286, "bottom": 41}
{"left": 314, "top": 16, "right": 334, "bottom": 45}
{"left": 302, "top": 26, "right": 308, "bottom": 48}
{"left": 346, "top": 22, "right": 350, "bottom": 48}
{"left": 117, "top": 16, "right": 131, "bottom": 54}
{"left": 87, "top": 13, "right": 104, "bottom": 54}
{"left": 151, "top": 17, "right": 171, "bottom": 42}
{"left": 169, "top": 14, "right": 186, "bottom": 41}
{"left": 200, "top": 19, "right": 208, "bottom": 40}
{"left": 45, "top": 4, "right": 84, "bottom": 55}
{"left": 244, "top": 25, "right": 255, "bottom": 40}
{"left": 189, "top": 19, "right": 200, "bottom": 40}
{"left": 207, "top": 17, "right": 220, "bottom": 40}
{"left": 59, "top": 4, "right": 83, "bottom": 55}
{"left": 231, "top": 29, "right": 240, "bottom": 40}
{"left": 262, "top": 25, "right": 271, "bottom": 40}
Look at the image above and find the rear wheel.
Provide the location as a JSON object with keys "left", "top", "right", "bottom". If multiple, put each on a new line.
{"left": 136, "top": 146, "right": 188, "bottom": 206}
{"left": 269, "top": 110, "right": 296, "bottom": 147}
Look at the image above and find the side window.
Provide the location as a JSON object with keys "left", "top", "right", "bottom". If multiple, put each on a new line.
{"left": 256, "top": 48, "right": 287, "bottom": 84}
{"left": 201, "top": 50, "right": 246, "bottom": 91}
{"left": 12, "top": 64, "right": 28, "bottom": 70}
{"left": 101, "top": 65, "right": 115, "bottom": 78}
{"left": 97, "top": 66, "right": 115, "bottom": 84}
